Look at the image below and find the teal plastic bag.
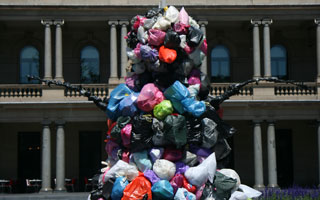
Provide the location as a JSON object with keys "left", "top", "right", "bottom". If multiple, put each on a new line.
{"left": 111, "top": 176, "right": 129, "bottom": 200}
{"left": 107, "top": 84, "right": 133, "bottom": 120}
{"left": 164, "top": 81, "right": 190, "bottom": 114}
{"left": 151, "top": 180, "right": 174, "bottom": 200}
{"left": 132, "top": 150, "right": 153, "bottom": 172}
{"left": 181, "top": 98, "right": 206, "bottom": 117}
{"left": 153, "top": 100, "right": 174, "bottom": 120}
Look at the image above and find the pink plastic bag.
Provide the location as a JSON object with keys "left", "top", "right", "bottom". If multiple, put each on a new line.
{"left": 173, "top": 22, "right": 189, "bottom": 35}
{"left": 137, "top": 83, "right": 164, "bottom": 112}
{"left": 125, "top": 74, "right": 139, "bottom": 91}
{"left": 184, "top": 44, "right": 195, "bottom": 54}
{"left": 148, "top": 29, "right": 166, "bottom": 46}
{"left": 121, "top": 124, "right": 132, "bottom": 148}
{"left": 170, "top": 174, "right": 184, "bottom": 194}
{"left": 134, "top": 43, "right": 142, "bottom": 59}
{"left": 200, "top": 39, "right": 207, "bottom": 55}
{"left": 188, "top": 69, "right": 201, "bottom": 85}
{"left": 179, "top": 7, "right": 189, "bottom": 25}
{"left": 122, "top": 150, "right": 130, "bottom": 163}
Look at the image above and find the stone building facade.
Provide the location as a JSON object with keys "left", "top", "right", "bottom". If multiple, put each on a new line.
{"left": 0, "top": 0, "right": 319, "bottom": 192}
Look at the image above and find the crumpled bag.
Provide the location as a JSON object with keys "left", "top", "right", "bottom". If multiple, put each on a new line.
{"left": 125, "top": 74, "right": 139, "bottom": 91}
{"left": 188, "top": 69, "right": 201, "bottom": 85}
{"left": 103, "top": 160, "right": 139, "bottom": 182}
{"left": 111, "top": 176, "right": 128, "bottom": 200}
{"left": 189, "top": 16, "right": 200, "bottom": 29}
{"left": 119, "top": 92, "right": 139, "bottom": 117}
{"left": 181, "top": 98, "right": 206, "bottom": 117}
{"left": 140, "top": 45, "right": 158, "bottom": 63}
{"left": 184, "top": 152, "right": 216, "bottom": 187}
{"left": 159, "top": 45, "right": 177, "bottom": 64}
{"left": 175, "top": 162, "right": 189, "bottom": 174}
{"left": 163, "top": 148, "right": 183, "bottom": 162}
{"left": 163, "top": 114, "right": 187, "bottom": 148}
{"left": 173, "top": 22, "right": 189, "bottom": 35}
{"left": 153, "top": 159, "right": 176, "bottom": 180}
{"left": 148, "top": 147, "right": 164, "bottom": 163}
{"left": 106, "top": 83, "right": 133, "bottom": 120}
{"left": 127, "top": 48, "right": 141, "bottom": 64}
{"left": 148, "top": 29, "right": 166, "bottom": 46}
{"left": 219, "top": 169, "right": 241, "bottom": 193}
{"left": 229, "top": 191, "right": 248, "bottom": 200}
{"left": 238, "top": 184, "right": 262, "bottom": 198}
{"left": 126, "top": 31, "right": 139, "bottom": 49}
{"left": 110, "top": 116, "right": 131, "bottom": 144}
{"left": 174, "top": 188, "right": 196, "bottom": 200}
{"left": 164, "top": 81, "right": 190, "bottom": 114}
{"left": 130, "top": 114, "right": 154, "bottom": 152}
{"left": 121, "top": 124, "right": 132, "bottom": 148}
{"left": 179, "top": 7, "right": 189, "bottom": 25}
{"left": 153, "top": 100, "right": 174, "bottom": 120}
{"left": 148, "top": 60, "right": 168, "bottom": 73}
{"left": 144, "top": 169, "right": 160, "bottom": 185}
{"left": 105, "top": 139, "right": 119, "bottom": 156}
{"left": 135, "top": 71, "right": 153, "bottom": 92}
{"left": 187, "top": 26, "right": 204, "bottom": 47}
{"left": 213, "top": 139, "right": 232, "bottom": 161}
{"left": 164, "top": 6, "right": 179, "bottom": 23}
{"left": 188, "top": 84, "right": 200, "bottom": 98}
{"left": 151, "top": 180, "right": 174, "bottom": 200}
{"left": 164, "top": 29, "right": 181, "bottom": 49}
{"left": 137, "top": 83, "right": 164, "bottom": 112}
{"left": 152, "top": 118, "right": 171, "bottom": 146}
{"left": 201, "top": 118, "right": 219, "bottom": 149}
{"left": 132, "top": 62, "right": 146, "bottom": 74}
{"left": 188, "top": 48, "right": 205, "bottom": 67}
{"left": 170, "top": 174, "right": 184, "bottom": 194}
{"left": 132, "top": 150, "right": 152, "bottom": 173}
{"left": 137, "top": 26, "right": 148, "bottom": 44}
{"left": 146, "top": 8, "right": 162, "bottom": 18}
{"left": 200, "top": 38, "right": 207, "bottom": 55}
{"left": 213, "top": 171, "right": 237, "bottom": 200}
{"left": 189, "top": 145, "right": 213, "bottom": 158}
{"left": 122, "top": 150, "right": 130, "bottom": 163}
{"left": 186, "top": 115, "right": 203, "bottom": 145}
{"left": 90, "top": 178, "right": 114, "bottom": 200}
{"left": 152, "top": 16, "right": 171, "bottom": 31}
{"left": 181, "top": 151, "right": 198, "bottom": 167}
{"left": 143, "top": 17, "right": 157, "bottom": 30}
{"left": 180, "top": 58, "right": 194, "bottom": 76}
{"left": 199, "top": 181, "right": 214, "bottom": 200}
{"left": 131, "top": 15, "right": 146, "bottom": 31}
{"left": 122, "top": 172, "right": 152, "bottom": 200}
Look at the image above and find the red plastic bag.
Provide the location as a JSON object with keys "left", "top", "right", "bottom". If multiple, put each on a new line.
{"left": 159, "top": 46, "right": 177, "bottom": 64}
{"left": 163, "top": 148, "right": 183, "bottom": 162}
{"left": 183, "top": 176, "right": 197, "bottom": 193}
{"left": 122, "top": 172, "right": 152, "bottom": 200}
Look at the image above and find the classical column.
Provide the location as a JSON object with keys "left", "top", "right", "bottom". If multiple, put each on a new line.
{"left": 55, "top": 120, "right": 66, "bottom": 192}
{"left": 315, "top": 19, "right": 320, "bottom": 82}
{"left": 108, "top": 20, "right": 119, "bottom": 84}
{"left": 251, "top": 20, "right": 261, "bottom": 78}
{"left": 199, "top": 20, "right": 208, "bottom": 74}
{"left": 41, "top": 20, "right": 53, "bottom": 79}
{"left": 119, "top": 20, "right": 129, "bottom": 82}
{"left": 262, "top": 19, "right": 273, "bottom": 78}
{"left": 253, "top": 120, "right": 265, "bottom": 189}
{"left": 54, "top": 20, "right": 64, "bottom": 82}
{"left": 317, "top": 120, "right": 320, "bottom": 187}
{"left": 267, "top": 121, "right": 278, "bottom": 188}
{"left": 40, "top": 120, "right": 52, "bottom": 192}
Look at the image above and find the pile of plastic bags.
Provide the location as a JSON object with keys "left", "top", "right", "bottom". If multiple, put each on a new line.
{"left": 89, "top": 6, "right": 262, "bottom": 200}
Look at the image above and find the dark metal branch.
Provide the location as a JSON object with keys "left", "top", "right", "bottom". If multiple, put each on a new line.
{"left": 27, "top": 75, "right": 108, "bottom": 111}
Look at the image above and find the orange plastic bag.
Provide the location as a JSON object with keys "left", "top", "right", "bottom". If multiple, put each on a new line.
{"left": 121, "top": 172, "right": 152, "bottom": 200}
{"left": 159, "top": 46, "right": 177, "bottom": 64}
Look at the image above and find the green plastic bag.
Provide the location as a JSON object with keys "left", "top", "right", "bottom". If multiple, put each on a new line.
{"left": 153, "top": 100, "right": 174, "bottom": 120}
{"left": 163, "top": 114, "right": 187, "bottom": 148}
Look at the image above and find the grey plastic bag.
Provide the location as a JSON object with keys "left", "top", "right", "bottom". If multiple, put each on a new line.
{"left": 201, "top": 118, "right": 219, "bottom": 149}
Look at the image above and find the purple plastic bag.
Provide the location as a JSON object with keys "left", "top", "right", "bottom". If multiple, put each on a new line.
{"left": 169, "top": 174, "right": 184, "bottom": 194}
{"left": 148, "top": 29, "right": 166, "bottom": 46}
{"left": 175, "top": 162, "right": 189, "bottom": 174}
{"left": 149, "top": 148, "right": 164, "bottom": 163}
{"left": 121, "top": 124, "right": 132, "bottom": 148}
{"left": 140, "top": 45, "right": 158, "bottom": 63}
{"left": 189, "top": 145, "right": 213, "bottom": 158}
{"left": 105, "top": 140, "right": 119, "bottom": 156}
{"left": 144, "top": 169, "right": 160, "bottom": 185}
{"left": 125, "top": 74, "right": 139, "bottom": 91}
{"left": 111, "top": 147, "right": 120, "bottom": 160}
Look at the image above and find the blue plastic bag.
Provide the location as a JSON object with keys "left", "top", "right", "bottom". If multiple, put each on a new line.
{"left": 144, "top": 169, "right": 161, "bottom": 185}
{"left": 151, "top": 180, "right": 174, "bottom": 200}
{"left": 111, "top": 176, "right": 129, "bottom": 200}
{"left": 164, "top": 81, "right": 190, "bottom": 114}
{"left": 132, "top": 150, "right": 152, "bottom": 172}
{"left": 119, "top": 92, "right": 139, "bottom": 117}
{"left": 107, "top": 84, "right": 133, "bottom": 120}
{"left": 174, "top": 188, "right": 196, "bottom": 200}
{"left": 181, "top": 98, "right": 206, "bottom": 117}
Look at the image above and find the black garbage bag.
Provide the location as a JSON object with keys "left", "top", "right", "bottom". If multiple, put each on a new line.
{"left": 200, "top": 181, "right": 215, "bottom": 200}
{"left": 130, "top": 114, "right": 154, "bottom": 152}
{"left": 126, "top": 31, "right": 139, "bottom": 49}
{"left": 201, "top": 105, "right": 236, "bottom": 139}
{"left": 90, "top": 179, "right": 115, "bottom": 200}
{"left": 163, "top": 114, "right": 187, "bottom": 148}
{"left": 187, "top": 26, "right": 204, "bottom": 47}
{"left": 186, "top": 115, "right": 203, "bottom": 145}
{"left": 212, "top": 139, "right": 232, "bottom": 161}
{"left": 152, "top": 118, "right": 171, "bottom": 146}
{"left": 135, "top": 70, "right": 154, "bottom": 91}
{"left": 213, "top": 171, "right": 237, "bottom": 200}
{"left": 153, "top": 71, "right": 176, "bottom": 89}
{"left": 201, "top": 118, "right": 219, "bottom": 149}
{"left": 110, "top": 116, "right": 131, "bottom": 144}
{"left": 164, "top": 29, "right": 181, "bottom": 49}
{"left": 198, "top": 72, "right": 211, "bottom": 100}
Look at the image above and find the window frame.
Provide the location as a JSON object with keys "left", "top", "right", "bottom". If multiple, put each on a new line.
{"left": 80, "top": 45, "right": 100, "bottom": 84}
{"left": 19, "top": 45, "right": 40, "bottom": 84}
{"left": 210, "top": 45, "right": 231, "bottom": 82}
{"left": 271, "top": 44, "right": 288, "bottom": 79}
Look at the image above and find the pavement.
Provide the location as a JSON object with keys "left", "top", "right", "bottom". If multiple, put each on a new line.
{"left": 0, "top": 192, "right": 90, "bottom": 200}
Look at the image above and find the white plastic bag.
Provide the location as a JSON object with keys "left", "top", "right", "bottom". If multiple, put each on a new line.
{"left": 184, "top": 152, "right": 216, "bottom": 187}
{"left": 188, "top": 84, "right": 200, "bottom": 98}
{"left": 238, "top": 184, "right": 262, "bottom": 198}
{"left": 189, "top": 16, "right": 200, "bottom": 29}
{"left": 153, "top": 159, "right": 176, "bottom": 180}
{"left": 152, "top": 16, "right": 171, "bottom": 31}
{"left": 137, "top": 26, "right": 148, "bottom": 44}
{"left": 104, "top": 160, "right": 139, "bottom": 182}
{"left": 229, "top": 191, "right": 248, "bottom": 200}
{"left": 174, "top": 188, "right": 196, "bottom": 200}
{"left": 165, "top": 6, "right": 179, "bottom": 23}
{"left": 127, "top": 48, "right": 141, "bottom": 64}
{"left": 149, "top": 148, "right": 164, "bottom": 163}
{"left": 179, "top": 35, "right": 187, "bottom": 49}
{"left": 219, "top": 168, "right": 241, "bottom": 193}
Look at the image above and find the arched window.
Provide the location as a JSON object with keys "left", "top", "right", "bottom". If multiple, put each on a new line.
{"left": 271, "top": 45, "right": 287, "bottom": 79}
{"left": 80, "top": 45, "right": 100, "bottom": 83}
{"left": 211, "top": 45, "right": 230, "bottom": 82}
{"left": 20, "top": 46, "right": 39, "bottom": 84}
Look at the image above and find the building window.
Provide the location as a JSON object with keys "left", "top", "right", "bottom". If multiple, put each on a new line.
{"left": 80, "top": 45, "right": 100, "bottom": 83}
{"left": 271, "top": 45, "right": 287, "bottom": 79}
{"left": 211, "top": 45, "right": 230, "bottom": 82}
{"left": 20, "top": 46, "right": 40, "bottom": 84}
